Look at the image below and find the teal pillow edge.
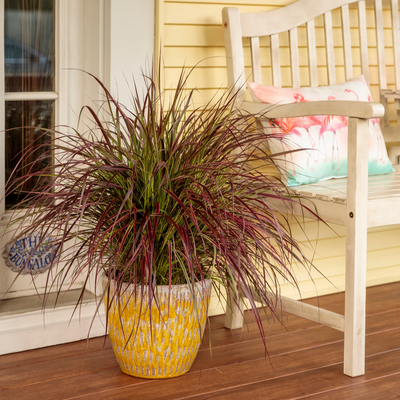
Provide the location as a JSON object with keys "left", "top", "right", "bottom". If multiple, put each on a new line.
{"left": 286, "top": 162, "right": 395, "bottom": 187}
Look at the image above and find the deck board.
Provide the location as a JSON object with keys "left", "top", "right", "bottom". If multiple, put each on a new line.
{"left": 0, "top": 282, "right": 399, "bottom": 399}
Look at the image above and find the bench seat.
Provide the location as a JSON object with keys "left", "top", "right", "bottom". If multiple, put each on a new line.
{"left": 277, "top": 165, "right": 400, "bottom": 228}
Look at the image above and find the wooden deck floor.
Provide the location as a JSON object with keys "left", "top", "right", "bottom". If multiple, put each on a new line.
{"left": 1, "top": 282, "right": 400, "bottom": 399}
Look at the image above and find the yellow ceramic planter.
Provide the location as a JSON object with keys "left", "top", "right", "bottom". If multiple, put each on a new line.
{"left": 103, "top": 277, "right": 212, "bottom": 379}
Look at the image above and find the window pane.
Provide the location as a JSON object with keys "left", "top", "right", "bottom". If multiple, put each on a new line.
{"left": 5, "top": 100, "right": 54, "bottom": 209}
{"left": 4, "top": 0, "right": 54, "bottom": 92}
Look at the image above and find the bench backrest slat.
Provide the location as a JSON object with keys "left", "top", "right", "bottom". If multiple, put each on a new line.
{"left": 289, "top": 27, "right": 301, "bottom": 88}
{"left": 250, "top": 37, "right": 262, "bottom": 84}
{"left": 270, "top": 34, "right": 282, "bottom": 87}
{"left": 375, "top": 0, "right": 387, "bottom": 90}
{"left": 391, "top": 0, "right": 400, "bottom": 91}
{"left": 358, "top": 1, "right": 370, "bottom": 85}
{"left": 324, "top": 11, "right": 336, "bottom": 85}
{"left": 341, "top": 4, "right": 354, "bottom": 81}
{"left": 307, "top": 19, "right": 318, "bottom": 87}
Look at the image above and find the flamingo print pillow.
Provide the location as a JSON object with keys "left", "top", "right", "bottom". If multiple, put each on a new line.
{"left": 248, "top": 76, "right": 394, "bottom": 186}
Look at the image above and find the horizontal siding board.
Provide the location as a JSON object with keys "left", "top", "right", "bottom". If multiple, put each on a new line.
{"left": 163, "top": 88, "right": 238, "bottom": 106}
{"left": 287, "top": 221, "right": 399, "bottom": 242}
{"left": 278, "top": 244, "right": 400, "bottom": 286}
{"left": 164, "top": 25, "right": 224, "bottom": 46}
{"left": 164, "top": 25, "right": 395, "bottom": 48}
{"left": 164, "top": 46, "right": 391, "bottom": 70}
{"left": 277, "top": 249, "right": 400, "bottom": 287}
{"left": 280, "top": 263, "right": 400, "bottom": 299}
{"left": 164, "top": 3, "right": 277, "bottom": 25}
{"left": 163, "top": 65, "right": 390, "bottom": 91}
{"left": 164, "top": 67, "right": 228, "bottom": 88}
{"left": 296, "top": 229, "right": 400, "bottom": 262}
{"left": 164, "top": 47, "right": 229, "bottom": 67}
{"left": 163, "top": 64, "right": 392, "bottom": 92}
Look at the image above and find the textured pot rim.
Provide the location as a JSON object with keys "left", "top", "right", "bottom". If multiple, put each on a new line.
{"left": 102, "top": 274, "right": 212, "bottom": 291}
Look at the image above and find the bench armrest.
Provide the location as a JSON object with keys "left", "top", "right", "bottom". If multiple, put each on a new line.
{"left": 239, "top": 100, "right": 385, "bottom": 120}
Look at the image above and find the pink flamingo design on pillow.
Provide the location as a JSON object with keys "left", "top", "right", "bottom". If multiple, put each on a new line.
{"left": 293, "top": 93, "right": 321, "bottom": 170}
{"left": 313, "top": 95, "right": 343, "bottom": 165}
{"left": 345, "top": 88, "right": 358, "bottom": 98}
{"left": 293, "top": 93, "right": 305, "bottom": 102}
{"left": 271, "top": 117, "right": 300, "bottom": 176}
{"left": 274, "top": 93, "right": 322, "bottom": 174}
{"left": 345, "top": 90, "right": 384, "bottom": 162}
{"left": 320, "top": 113, "right": 348, "bottom": 169}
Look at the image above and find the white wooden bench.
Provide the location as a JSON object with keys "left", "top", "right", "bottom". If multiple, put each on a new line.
{"left": 222, "top": 0, "right": 400, "bottom": 377}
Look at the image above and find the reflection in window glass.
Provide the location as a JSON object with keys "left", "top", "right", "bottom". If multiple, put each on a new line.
{"left": 5, "top": 101, "right": 54, "bottom": 209}
{"left": 4, "top": 0, "right": 54, "bottom": 92}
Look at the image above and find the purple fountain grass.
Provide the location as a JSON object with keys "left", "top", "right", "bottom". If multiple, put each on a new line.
{"left": 3, "top": 67, "right": 321, "bottom": 352}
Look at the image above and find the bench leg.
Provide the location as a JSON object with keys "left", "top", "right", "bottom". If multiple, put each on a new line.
{"left": 344, "top": 117, "right": 368, "bottom": 377}
{"left": 225, "top": 281, "right": 244, "bottom": 329}
{"left": 344, "top": 207, "right": 367, "bottom": 377}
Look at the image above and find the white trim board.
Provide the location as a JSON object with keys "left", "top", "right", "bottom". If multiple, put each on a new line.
{"left": 0, "top": 300, "right": 106, "bottom": 355}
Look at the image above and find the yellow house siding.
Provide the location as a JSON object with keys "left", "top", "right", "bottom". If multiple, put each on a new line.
{"left": 157, "top": 0, "right": 400, "bottom": 316}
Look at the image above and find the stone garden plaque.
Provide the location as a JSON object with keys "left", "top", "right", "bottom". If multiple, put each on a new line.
{"left": 2, "top": 234, "right": 60, "bottom": 274}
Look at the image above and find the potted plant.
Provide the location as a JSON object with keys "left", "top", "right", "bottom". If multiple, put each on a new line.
{"left": 3, "top": 67, "right": 318, "bottom": 379}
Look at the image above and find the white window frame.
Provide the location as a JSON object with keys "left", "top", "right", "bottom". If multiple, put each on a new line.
{"left": 0, "top": 0, "right": 60, "bottom": 217}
